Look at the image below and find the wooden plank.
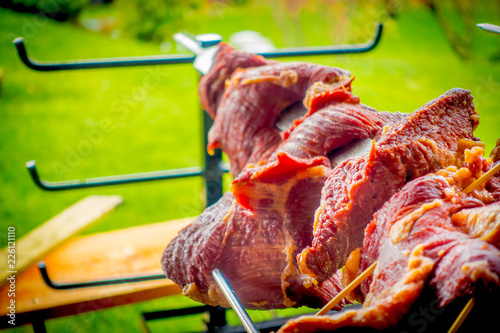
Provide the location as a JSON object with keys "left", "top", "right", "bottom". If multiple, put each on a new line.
{"left": 0, "top": 195, "right": 123, "bottom": 282}
{"left": 0, "top": 217, "right": 193, "bottom": 318}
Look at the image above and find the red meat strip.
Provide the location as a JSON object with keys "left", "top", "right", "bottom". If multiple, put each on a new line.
{"left": 279, "top": 152, "right": 500, "bottom": 332}
{"left": 208, "top": 62, "right": 351, "bottom": 177}
{"left": 198, "top": 43, "right": 271, "bottom": 118}
{"left": 162, "top": 164, "right": 338, "bottom": 309}
{"left": 279, "top": 90, "right": 406, "bottom": 162}
{"left": 231, "top": 89, "right": 406, "bottom": 212}
{"left": 299, "top": 88, "right": 481, "bottom": 282}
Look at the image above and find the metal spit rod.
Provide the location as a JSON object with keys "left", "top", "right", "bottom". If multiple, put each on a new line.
{"left": 477, "top": 23, "right": 500, "bottom": 34}
{"left": 212, "top": 269, "right": 260, "bottom": 333}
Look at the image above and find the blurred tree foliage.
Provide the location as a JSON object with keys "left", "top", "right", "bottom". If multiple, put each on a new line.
{"left": 0, "top": 0, "right": 91, "bottom": 21}
{"left": 268, "top": 0, "right": 406, "bottom": 47}
{"left": 112, "top": 0, "right": 251, "bottom": 42}
{"left": 268, "top": 0, "right": 500, "bottom": 61}
{"left": 422, "top": 0, "right": 475, "bottom": 60}
{"left": 114, "top": 0, "right": 202, "bottom": 42}
{"left": 420, "top": 0, "right": 500, "bottom": 60}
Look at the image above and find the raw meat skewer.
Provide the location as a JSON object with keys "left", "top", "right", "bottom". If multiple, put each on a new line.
{"left": 315, "top": 161, "right": 500, "bottom": 317}
{"left": 279, "top": 146, "right": 500, "bottom": 333}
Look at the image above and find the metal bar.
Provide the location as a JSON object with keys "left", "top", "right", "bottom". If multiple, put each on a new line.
{"left": 142, "top": 305, "right": 211, "bottom": 321}
{"left": 207, "top": 305, "right": 228, "bottom": 330}
{"left": 259, "top": 22, "right": 383, "bottom": 58}
{"left": 477, "top": 23, "right": 500, "bottom": 35}
{"left": 212, "top": 269, "right": 259, "bottom": 333}
{"left": 26, "top": 160, "right": 229, "bottom": 191}
{"left": 0, "top": 310, "right": 52, "bottom": 330}
{"left": 13, "top": 37, "right": 195, "bottom": 71}
{"left": 14, "top": 23, "right": 382, "bottom": 72}
{"left": 200, "top": 84, "right": 228, "bottom": 327}
{"left": 37, "top": 261, "right": 165, "bottom": 290}
{"left": 202, "top": 112, "right": 225, "bottom": 207}
{"left": 173, "top": 33, "right": 205, "bottom": 55}
{"left": 31, "top": 318, "right": 47, "bottom": 333}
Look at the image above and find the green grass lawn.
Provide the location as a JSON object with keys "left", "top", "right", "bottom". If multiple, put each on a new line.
{"left": 1, "top": 1, "right": 500, "bottom": 332}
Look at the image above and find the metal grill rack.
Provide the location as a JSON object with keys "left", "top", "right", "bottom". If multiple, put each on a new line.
{"left": 14, "top": 23, "right": 383, "bottom": 333}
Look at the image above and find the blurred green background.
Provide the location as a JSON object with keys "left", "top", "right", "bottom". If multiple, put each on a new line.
{"left": 1, "top": 0, "right": 500, "bottom": 331}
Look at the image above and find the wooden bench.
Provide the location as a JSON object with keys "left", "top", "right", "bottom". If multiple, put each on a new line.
{"left": 0, "top": 196, "right": 192, "bottom": 331}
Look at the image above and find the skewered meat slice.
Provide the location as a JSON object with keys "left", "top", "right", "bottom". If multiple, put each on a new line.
{"left": 231, "top": 88, "right": 406, "bottom": 212}
{"left": 162, "top": 87, "right": 403, "bottom": 309}
{"left": 278, "top": 148, "right": 500, "bottom": 333}
{"left": 207, "top": 62, "right": 351, "bottom": 177}
{"left": 162, "top": 149, "right": 333, "bottom": 310}
{"left": 449, "top": 144, "right": 500, "bottom": 246}
{"left": 357, "top": 147, "right": 500, "bottom": 298}
{"left": 199, "top": 43, "right": 271, "bottom": 118}
{"left": 299, "top": 88, "right": 482, "bottom": 282}
{"left": 279, "top": 89, "right": 406, "bottom": 163}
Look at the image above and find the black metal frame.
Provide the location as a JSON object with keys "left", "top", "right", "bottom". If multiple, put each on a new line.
{"left": 14, "top": 24, "right": 382, "bottom": 72}
{"left": 19, "top": 23, "right": 382, "bottom": 192}
{"left": 12, "top": 23, "right": 384, "bottom": 332}
{"left": 37, "top": 262, "right": 165, "bottom": 290}
{"left": 13, "top": 37, "right": 196, "bottom": 71}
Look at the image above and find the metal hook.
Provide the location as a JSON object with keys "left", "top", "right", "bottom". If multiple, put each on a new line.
{"left": 13, "top": 37, "right": 195, "bottom": 71}
{"left": 37, "top": 261, "right": 166, "bottom": 290}
{"left": 258, "top": 22, "right": 383, "bottom": 58}
{"left": 26, "top": 160, "right": 229, "bottom": 191}
{"left": 38, "top": 261, "right": 259, "bottom": 331}
{"left": 14, "top": 22, "right": 382, "bottom": 72}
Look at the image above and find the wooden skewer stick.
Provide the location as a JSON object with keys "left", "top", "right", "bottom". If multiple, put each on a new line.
{"left": 462, "top": 162, "right": 500, "bottom": 194}
{"left": 316, "top": 261, "right": 377, "bottom": 316}
{"left": 446, "top": 163, "right": 500, "bottom": 332}
{"left": 447, "top": 298, "right": 475, "bottom": 333}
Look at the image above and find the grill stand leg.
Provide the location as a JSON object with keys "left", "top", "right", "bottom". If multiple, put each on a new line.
{"left": 206, "top": 306, "right": 227, "bottom": 332}
{"left": 31, "top": 317, "right": 47, "bottom": 333}
{"left": 202, "top": 106, "right": 227, "bottom": 329}
{"left": 202, "top": 111, "right": 224, "bottom": 207}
